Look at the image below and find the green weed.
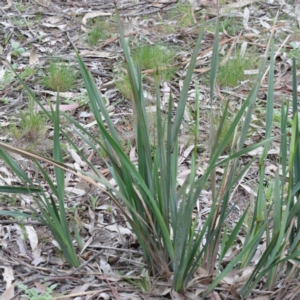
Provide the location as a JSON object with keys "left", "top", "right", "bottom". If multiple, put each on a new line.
{"left": 10, "top": 102, "right": 47, "bottom": 144}
{"left": 87, "top": 18, "right": 116, "bottom": 46}
{"left": 41, "top": 61, "right": 76, "bottom": 91}
{"left": 17, "top": 283, "right": 57, "bottom": 300}
{"left": 15, "top": 1, "right": 31, "bottom": 12}
{"left": 217, "top": 53, "right": 256, "bottom": 87}
{"left": 168, "top": 3, "right": 196, "bottom": 27}
{"left": 220, "top": 17, "right": 243, "bottom": 35}
{"left": 132, "top": 43, "right": 177, "bottom": 81}
{"left": 11, "top": 41, "right": 25, "bottom": 57}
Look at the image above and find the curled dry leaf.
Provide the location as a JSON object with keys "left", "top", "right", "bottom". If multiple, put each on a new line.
{"left": 79, "top": 50, "right": 115, "bottom": 58}
{"left": 0, "top": 282, "right": 15, "bottom": 300}
{"left": 82, "top": 11, "right": 112, "bottom": 26}
{"left": 171, "top": 290, "right": 186, "bottom": 300}
{"left": 99, "top": 292, "right": 110, "bottom": 300}
{"left": 2, "top": 0, "right": 12, "bottom": 9}
{"left": 29, "top": 50, "right": 39, "bottom": 65}
{"left": 25, "top": 225, "right": 38, "bottom": 251}
{"left": 106, "top": 224, "right": 131, "bottom": 235}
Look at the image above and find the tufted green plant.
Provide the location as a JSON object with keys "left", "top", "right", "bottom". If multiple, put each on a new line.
{"left": 1, "top": 8, "right": 300, "bottom": 298}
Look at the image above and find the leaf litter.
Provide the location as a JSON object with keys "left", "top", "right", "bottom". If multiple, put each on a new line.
{"left": 0, "top": 0, "right": 299, "bottom": 299}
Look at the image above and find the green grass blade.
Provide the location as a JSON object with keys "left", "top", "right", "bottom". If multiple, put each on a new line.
{"left": 171, "top": 23, "right": 205, "bottom": 145}
{"left": 0, "top": 186, "right": 41, "bottom": 193}
{"left": 76, "top": 53, "right": 119, "bottom": 143}
{"left": 0, "top": 150, "right": 34, "bottom": 185}
{"left": 259, "top": 40, "right": 274, "bottom": 164}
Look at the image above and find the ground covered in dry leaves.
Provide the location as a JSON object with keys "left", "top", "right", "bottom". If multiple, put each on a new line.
{"left": 0, "top": 0, "right": 300, "bottom": 299}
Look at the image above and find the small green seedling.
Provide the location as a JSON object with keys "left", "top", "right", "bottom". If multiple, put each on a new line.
{"left": 87, "top": 18, "right": 116, "bottom": 46}
{"left": 0, "top": 97, "right": 10, "bottom": 105}
{"left": 0, "top": 64, "right": 17, "bottom": 89}
{"left": 217, "top": 53, "right": 256, "bottom": 87}
{"left": 168, "top": 2, "right": 196, "bottom": 27}
{"left": 20, "top": 67, "right": 35, "bottom": 80}
{"left": 287, "top": 41, "right": 300, "bottom": 61}
{"left": 42, "top": 61, "right": 76, "bottom": 91}
{"left": 11, "top": 41, "right": 25, "bottom": 57}
{"left": 131, "top": 43, "right": 177, "bottom": 81}
{"left": 264, "top": 179, "right": 274, "bottom": 203}
{"left": 17, "top": 283, "right": 57, "bottom": 300}
{"left": 87, "top": 19, "right": 108, "bottom": 46}
{"left": 220, "top": 17, "right": 243, "bottom": 35}
{"left": 16, "top": 1, "right": 31, "bottom": 12}
{"left": 89, "top": 196, "right": 99, "bottom": 210}
{"left": 10, "top": 101, "right": 47, "bottom": 144}
{"left": 63, "top": 89, "right": 89, "bottom": 106}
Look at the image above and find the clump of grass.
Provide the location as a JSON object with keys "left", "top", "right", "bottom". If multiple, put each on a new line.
{"left": 131, "top": 43, "right": 177, "bottom": 81}
{"left": 17, "top": 283, "right": 56, "bottom": 300}
{"left": 87, "top": 19, "right": 108, "bottom": 46}
{"left": 10, "top": 102, "right": 47, "bottom": 144}
{"left": 115, "top": 71, "right": 133, "bottom": 100}
{"left": 115, "top": 43, "right": 177, "bottom": 99}
{"left": 217, "top": 54, "right": 256, "bottom": 87}
{"left": 220, "top": 17, "right": 243, "bottom": 35}
{"left": 168, "top": 2, "right": 196, "bottom": 27}
{"left": 87, "top": 18, "right": 116, "bottom": 47}
{"left": 42, "top": 61, "right": 76, "bottom": 91}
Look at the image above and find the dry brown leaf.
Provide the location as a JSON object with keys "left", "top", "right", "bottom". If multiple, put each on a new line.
{"left": 247, "top": 147, "right": 279, "bottom": 157}
{"left": 295, "top": 2, "right": 300, "bottom": 27}
{"left": 184, "top": 290, "right": 204, "bottom": 300}
{"left": 208, "top": 291, "right": 222, "bottom": 300}
{"left": 2, "top": 266, "right": 14, "bottom": 288}
{"left": 222, "top": 0, "right": 259, "bottom": 10}
{"left": 25, "top": 225, "right": 38, "bottom": 251}
{"left": 36, "top": 103, "right": 79, "bottom": 112}
{"left": 33, "top": 0, "right": 51, "bottom": 8}
{"left": 178, "top": 145, "right": 194, "bottom": 166}
{"left": 29, "top": 50, "right": 39, "bottom": 65}
{"left": 78, "top": 50, "right": 115, "bottom": 58}
{"left": 230, "top": 285, "right": 242, "bottom": 300}
{"left": 14, "top": 224, "right": 27, "bottom": 255}
{"left": 234, "top": 267, "right": 254, "bottom": 285}
{"left": 32, "top": 244, "right": 42, "bottom": 260}
{"left": 82, "top": 11, "right": 112, "bottom": 26}
{"left": 67, "top": 145, "right": 87, "bottom": 167}
{"left": 35, "top": 282, "right": 50, "bottom": 294}
{"left": 36, "top": 90, "right": 80, "bottom": 98}
{"left": 42, "top": 23, "right": 67, "bottom": 30}
{"left": 2, "top": 0, "right": 12, "bottom": 9}
{"left": 171, "top": 290, "right": 186, "bottom": 300}
{"left": 106, "top": 224, "right": 131, "bottom": 235}
{"left": 240, "top": 184, "right": 257, "bottom": 197}
{"left": 99, "top": 293, "right": 110, "bottom": 300}
{"left": 45, "top": 16, "right": 62, "bottom": 24}
{"left": 65, "top": 187, "right": 86, "bottom": 196}
{"left": 243, "top": 7, "right": 250, "bottom": 30}
{"left": 70, "top": 283, "right": 91, "bottom": 294}
{"left": 0, "top": 282, "right": 15, "bottom": 300}
{"left": 251, "top": 242, "right": 266, "bottom": 264}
